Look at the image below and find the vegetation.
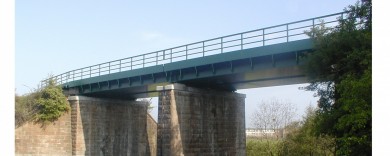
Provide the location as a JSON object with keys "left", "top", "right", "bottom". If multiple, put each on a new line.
{"left": 247, "top": 106, "right": 336, "bottom": 156}
{"left": 246, "top": 138, "right": 281, "bottom": 156}
{"left": 252, "top": 99, "right": 297, "bottom": 134}
{"left": 247, "top": 2, "right": 371, "bottom": 153}
{"left": 279, "top": 106, "right": 336, "bottom": 156}
{"left": 15, "top": 89, "right": 40, "bottom": 126}
{"left": 15, "top": 78, "right": 69, "bottom": 127}
{"left": 34, "top": 79, "right": 70, "bottom": 123}
{"left": 249, "top": 98, "right": 297, "bottom": 155}
{"left": 138, "top": 98, "right": 155, "bottom": 113}
{"left": 302, "top": 0, "right": 372, "bottom": 155}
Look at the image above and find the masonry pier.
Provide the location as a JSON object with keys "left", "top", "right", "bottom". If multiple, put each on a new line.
{"left": 68, "top": 96, "right": 152, "bottom": 156}
{"left": 157, "top": 84, "right": 246, "bottom": 156}
{"left": 16, "top": 96, "right": 156, "bottom": 156}
{"left": 16, "top": 85, "right": 245, "bottom": 156}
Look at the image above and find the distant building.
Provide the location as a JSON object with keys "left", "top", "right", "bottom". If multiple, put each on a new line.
{"left": 246, "top": 128, "right": 284, "bottom": 139}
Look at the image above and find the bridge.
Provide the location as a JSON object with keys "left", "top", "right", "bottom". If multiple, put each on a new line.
{"left": 43, "top": 12, "right": 343, "bottom": 99}
{"left": 40, "top": 12, "right": 344, "bottom": 156}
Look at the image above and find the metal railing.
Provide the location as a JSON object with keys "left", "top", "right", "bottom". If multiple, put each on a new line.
{"left": 41, "top": 12, "right": 347, "bottom": 87}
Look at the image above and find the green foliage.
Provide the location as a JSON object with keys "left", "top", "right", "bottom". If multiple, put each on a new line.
{"left": 279, "top": 106, "right": 336, "bottom": 156}
{"left": 302, "top": 0, "right": 371, "bottom": 155}
{"left": 15, "top": 78, "right": 69, "bottom": 126}
{"left": 246, "top": 107, "right": 336, "bottom": 156}
{"left": 34, "top": 79, "right": 70, "bottom": 123}
{"left": 15, "top": 92, "right": 40, "bottom": 127}
{"left": 334, "top": 69, "right": 371, "bottom": 155}
{"left": 246, "top": 139, "right": 282, "bottom": 156}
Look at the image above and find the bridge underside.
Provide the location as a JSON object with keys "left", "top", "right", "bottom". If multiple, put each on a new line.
{"left": 63, "top": 39, "right": 312, "bottom": 99}
{"left": 65, "top": 66, "right": 307, "bottom": 100}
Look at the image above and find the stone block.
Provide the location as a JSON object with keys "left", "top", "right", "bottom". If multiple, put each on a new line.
{"left": 157, "top": 84, "right": 246, "bottom": 156}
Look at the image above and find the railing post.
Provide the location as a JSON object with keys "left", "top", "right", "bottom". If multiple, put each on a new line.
{"left": 119, "top": 60, "right": 122, "bottom": 72}
{"left": 156, "top": 52, "right": 158, "bottom": 65}
{"left": 221, "top": 37, "right": 223, "bottom": 53}
{"left": 186, "top": 45, "right": 188, "bottom": 60}
{"left": 130, "top": 57, "right": 133, "bottom": 70}
{"left": 241, "top": 33, "right": 243, "bottom": 50}
{"left": 143, "top": 55, "right": 145, "bottom": 68}
{"left": 109, "top": 62, "right": 111, "bottom": 74}
{"left": 170, "top": 49, "right": 172, "bottom": 63}
{"left": 312, "top": 19, "right": 315, "bottom": 29}
{"left": 202, "top": 42, "right": 205, "bottom": 57}
{"left": 80, "top": 69, "right": 83, "bottom": 79}
{"left": 262, "top": 29, "right": 265, "bottom": 46}
{"left": 99, "top": 64, "right": 101, "bottom": 76}
{"left": 73, "top": 71, "right": 75, "bottom": 81}
{"left": 287, "top": 24, "right": 289, "bottom": 42}
{"left": 90, "top": 66, "right": 92, "bottom": 77}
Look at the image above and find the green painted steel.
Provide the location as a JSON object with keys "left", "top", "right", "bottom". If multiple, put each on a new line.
{"left": 40, "top": 12, "right": 347, "bottom": 97}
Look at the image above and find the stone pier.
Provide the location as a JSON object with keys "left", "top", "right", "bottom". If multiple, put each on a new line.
{"left": 157, "top": 84, "right": 246, "bottom": 156}
{"left": 16, "top": 96, "right": 156, "bottom": 156}
{"left": 68, "top": 96, "right": 151, "bottom": 156}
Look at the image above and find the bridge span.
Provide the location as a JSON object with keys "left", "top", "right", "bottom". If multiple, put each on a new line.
{"left": 42, "top": 12, "right": 343, "bottom": 99}
{"left": 39, "top": 12, "right": 345, "bottom": 156}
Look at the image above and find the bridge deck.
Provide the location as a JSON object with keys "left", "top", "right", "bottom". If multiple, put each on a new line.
{"left": 42, "top": 12, "right": 346, "bottom": 99}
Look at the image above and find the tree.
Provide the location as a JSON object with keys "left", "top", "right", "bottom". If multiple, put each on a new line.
{"left": 138, "top": 98, "right": 154, "bottom": 113}
{"left": 302, "top": 0, "right": 371, "bottom": 155}
{"left": 250, "top": 99, "right": 297, "bottom": 155}
{"left": 251, "top": 98, "right": 297, "bottom": 136}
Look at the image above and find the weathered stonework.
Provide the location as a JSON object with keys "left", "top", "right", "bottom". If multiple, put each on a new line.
{"left": 68, "top": 96, "right": 150, "bottom": 156}
{"left": 157, "top": 84, "right": 246, "bottom": 156}
{"left": 15, "top": 112, "right": 72, "bottom": 156}
{"left": 15, "top": 96, "right": 158, "bottom": 156}
{"left": 147, "top": 113, "right": 158, "bottom": 156}
{"left": 15, "top": 87, "right": 245, "bottom": 156}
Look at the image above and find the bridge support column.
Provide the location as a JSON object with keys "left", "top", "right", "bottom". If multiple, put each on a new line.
{"left": 157, "top": 84, "right": 246, "bottom": 156}
{"left": 68, "top": 96, "right": 151, "bottom": 156}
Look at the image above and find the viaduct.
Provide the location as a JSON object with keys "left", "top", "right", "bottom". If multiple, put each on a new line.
{"left": 16, "top": 12, "right": 345, "bottom": 156}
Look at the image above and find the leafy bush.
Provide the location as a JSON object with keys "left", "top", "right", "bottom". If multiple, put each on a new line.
{"left": 34, "top": 79, "right": 70, "bottom": 123}
{"left": 279, "top": 107, "right": 336, "bottom": 156}
{"left": 15, "top": 78, "right": 69, "bottom": 126}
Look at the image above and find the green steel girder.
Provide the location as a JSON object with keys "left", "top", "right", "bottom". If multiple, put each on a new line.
{"left": 62, "top": 39, "right": 313, "bottom": 99}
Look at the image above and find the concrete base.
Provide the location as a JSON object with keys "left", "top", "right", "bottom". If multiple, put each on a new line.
{"left": 157, "top": 84, "right": 246, "bottom": 156}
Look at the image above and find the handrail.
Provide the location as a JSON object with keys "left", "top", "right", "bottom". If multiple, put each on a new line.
{"left": 41, "top": 12, "right": 348, "bottom": 87}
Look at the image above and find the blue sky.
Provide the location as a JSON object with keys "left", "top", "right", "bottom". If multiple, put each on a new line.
{"left": 16, "top": 0, "right": 357, "bottom": 127}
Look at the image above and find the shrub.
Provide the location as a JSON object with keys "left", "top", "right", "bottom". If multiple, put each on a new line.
{"left": 34, "top": 79, "right": 70, "bottom": 123}
{"left": 15, "top": 78, "right": 69, "bottom": 126}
